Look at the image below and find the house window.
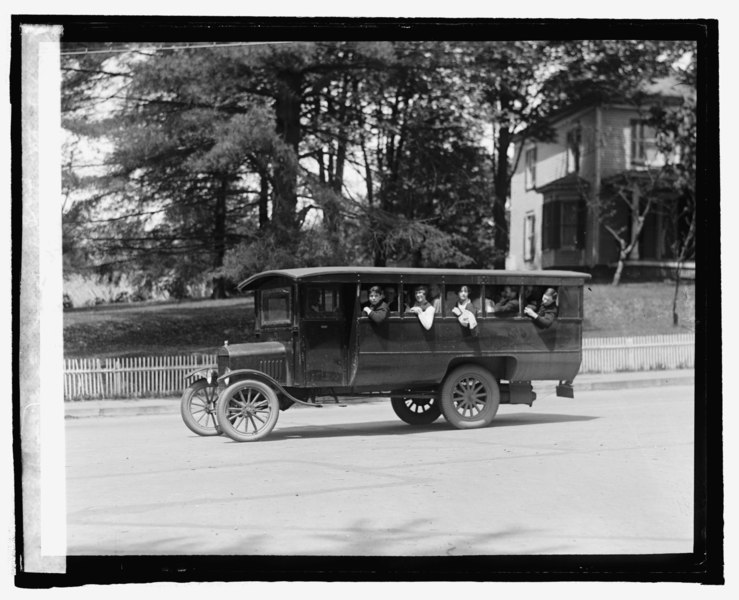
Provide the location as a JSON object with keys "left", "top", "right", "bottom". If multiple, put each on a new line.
{"left": 542, "top": 200, "right": 585, "bottom": 251}
{"left": 630, "top": 120, "right": 658, "bottom": 166}
{"left": 524, "top": 146, "right": 536, "bottom": 190}
{"left": 566, "top": 127, "right": 581, "bottom": 174}
{"left": 523, "top": 212, "right": 535, "bottom": 262}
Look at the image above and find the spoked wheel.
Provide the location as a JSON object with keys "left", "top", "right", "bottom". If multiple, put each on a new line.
{"left": 440, "top": 365, "right": 500, "bottom": 429}
{"left": 216, "top": 379, "right": 280, "bottom": 442}
{"left": 180, "top": 379, "right": 221, "bottom": 436}
{"left": 390, "top": 395, "right": 441, "bottom": 425}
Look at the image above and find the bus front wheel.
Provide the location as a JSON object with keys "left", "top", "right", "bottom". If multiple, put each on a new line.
{"left": 440, "top": 365, "right": 500, "bottom": 429}
{"left": 180, "top": 379, "right": 221, "bottom": 436}
{"left": 216, "top": 379, "right": 280, "bottom": 442}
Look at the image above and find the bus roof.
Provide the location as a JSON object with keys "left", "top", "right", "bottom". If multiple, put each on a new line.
{"left": 238, "top": 266, "right": 591, "bottom": 291}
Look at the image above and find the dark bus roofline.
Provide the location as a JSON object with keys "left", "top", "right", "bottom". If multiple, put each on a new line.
{"left": 237, "top": 266, "right": 592, "bottom": 291}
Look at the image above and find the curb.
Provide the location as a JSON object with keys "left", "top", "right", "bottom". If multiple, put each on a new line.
{"left": 65, "top": 404, "right": 181, "bottom": 419}
{"left": 65, "top": 373, "right": 694, "bottom": 419}
{"left": 572, "top": 374, "right": 694, "bottom": 392}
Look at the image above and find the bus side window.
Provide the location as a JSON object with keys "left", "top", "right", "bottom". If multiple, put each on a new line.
{"left": 382, "top": 285, "right": 400, "bottom": 314}
{"left": 448, "top": 284, "right": 481, "bottom": 317}
{"left": 488, "top": 285, "right": 520, "bottom": 317}
{"left": 429, "top": 283, "right": 443, "bottom": 314}
{"left": 525, "top": 286, "right": 559, "bottom": 312}
{"left": 405, "top": 283, "right": 440, "bottom": 315}
{"left": 524, "top": 286, "right": 544, "bottom": 310}
{"left": 359, "top": 284, "right": 397, "bottom": 319}
{"left": 305, "top": 285, "right": 342, "bottom": 317}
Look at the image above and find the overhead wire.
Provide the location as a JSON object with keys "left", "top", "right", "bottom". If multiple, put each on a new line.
{"left": 61, "top": 40, "right": 297, "bottom": 56}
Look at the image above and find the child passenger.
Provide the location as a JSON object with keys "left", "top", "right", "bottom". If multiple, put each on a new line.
{"left": 383, "top": 286, "right": 399, "bottom": 312}
{"left": 407, "top": 285, "right": 435, "bottom": 330}
{"left": 493, "top": 285, "right": 520, "bottom": 315}
{"left": 451, "top": 285, "right": 478, "bottom": 330}
{"left": 524, "top": 287, "right": 558, "bottom": 328}
{"left": 362, "top": 286, "right": 389, "bottom": 323}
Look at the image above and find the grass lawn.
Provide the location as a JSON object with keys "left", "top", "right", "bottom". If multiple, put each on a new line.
{"left": 63, "top": 281, "right": 696, "bottom": 359}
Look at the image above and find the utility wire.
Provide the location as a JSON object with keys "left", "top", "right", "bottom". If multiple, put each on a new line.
{"left": 61, "top": 40, "right": 296, "bottom": 56}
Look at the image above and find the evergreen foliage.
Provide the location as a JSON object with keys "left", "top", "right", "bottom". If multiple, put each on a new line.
{"left": 61, "top": 40, "right": 697, "bottom": 299}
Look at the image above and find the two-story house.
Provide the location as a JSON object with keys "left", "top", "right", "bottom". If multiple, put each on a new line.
{"left": 506, "top": 78, "right": 694, "bottom": 280}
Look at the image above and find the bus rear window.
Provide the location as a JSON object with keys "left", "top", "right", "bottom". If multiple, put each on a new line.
{"left": 557, "top": 286, "right": 581, "bottom": 318}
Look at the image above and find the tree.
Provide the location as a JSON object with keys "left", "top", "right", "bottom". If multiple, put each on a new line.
{"left": 464, "top": 41, "right": 566, "bottom": 267}
{"left": 598, "top": 170, "right": 679, "bottom": 286}
{"left": 649, "top": 68, "right": 696, "bottom": 325}
{"left": 62, "top": 45, "right": 281, "bottom": 296}
{"left": 62, "top": 40, "right": 697, "bottom": 300}
{"left": 344, "top": 42, "right": 495, "bottom": 268}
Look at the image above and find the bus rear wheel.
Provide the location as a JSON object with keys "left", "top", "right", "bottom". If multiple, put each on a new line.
{"left": 440, "top": 365, "right": 500, "bottom": 429}
{"left": 390, "top": 395, "right": 441, "bottom": 425}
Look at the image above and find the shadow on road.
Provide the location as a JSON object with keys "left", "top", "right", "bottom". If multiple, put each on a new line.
{"left": 67, "top": 518, "right": 568, "bottom": 558}
{"left": 493, "top": 412, "right": 599, "bottom": 427}
{"left": 223, "top": 412, "right": 599, "bottom": 443}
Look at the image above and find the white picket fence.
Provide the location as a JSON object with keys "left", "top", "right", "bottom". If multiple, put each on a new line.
{"left": 63, "top": 355, "right": 215, "bottom": 400}
{"left": 581, "top": 334, "right": 694, "bottom": 374}
{"left": 63, "top": 334, "right": 694, "bottom": 400}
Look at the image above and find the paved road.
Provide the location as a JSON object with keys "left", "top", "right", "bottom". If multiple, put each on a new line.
{"left": 65, "top": 385, "right": 694, "bottom": 556}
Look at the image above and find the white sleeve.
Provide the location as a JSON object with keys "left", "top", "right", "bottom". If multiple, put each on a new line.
{"left": 418, "top": 305, "right": 435, "bottom": 330}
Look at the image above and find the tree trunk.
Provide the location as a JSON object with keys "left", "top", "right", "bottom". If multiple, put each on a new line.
{"left": 672, "top": 265, "right": 682, "bottom": 326}
{"left": 373, "top": 209, "right": 387, "bottom": 267}
{"left": 492, "top": 100, "right": 512, "bottom": 269}
{"left": 322, "top": 76, "right": 349, "bottom": 250}
{"left": 273, "top": 69, "right": 302, "bottom": 241}
{"left": 612, "top": 252, "right": 626, "bottom": 286}
{"left": 332, "top": 76, "right": 349, "bottom": 194}
{"left": 258, "top": 169, "right": 270, "bottom": 230}
{"left": 672, "top": 206, "right": 696, "bottom": 326}
{"left": 211, "top": 175, "right": 229, "bottom": 299}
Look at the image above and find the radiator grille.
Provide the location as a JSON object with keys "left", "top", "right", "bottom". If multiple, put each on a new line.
{"left": 217, "top": 354, "right": 229, "bottom": 375}
{"left": 259, "top": 359, "right": 284, "bottom": 380}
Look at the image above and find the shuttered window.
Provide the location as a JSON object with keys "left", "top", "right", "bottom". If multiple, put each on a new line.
{"left": 543, "top": 200, "right": 585, "bottom": 251}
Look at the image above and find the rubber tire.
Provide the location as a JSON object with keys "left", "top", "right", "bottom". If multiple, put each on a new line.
{"left": 180, "top": 379, "right": 221, "bottom": 436}
{"left": 216, "top": 379, "right": 280, "bottom": 442}
{"left": 390, "top": 396, "right": 442, "bottom": 425}
{"left": 440, "top": 365, "right": 500, "bottom": 429}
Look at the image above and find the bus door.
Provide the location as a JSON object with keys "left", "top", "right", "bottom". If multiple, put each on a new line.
{"left": 302, "top": 284, "right": 346, "bottom": 386}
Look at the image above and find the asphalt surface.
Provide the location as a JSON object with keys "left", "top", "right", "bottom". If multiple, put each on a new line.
{"left": 64, "top": 369, "right": 694, "bottom": 419}
{"left": 64, "top": 382, "right": 695, "bottom": 557}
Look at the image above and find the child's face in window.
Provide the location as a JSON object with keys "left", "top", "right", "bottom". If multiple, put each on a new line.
{"left": 368, "top": 291, "right": 382, "bottom": 305}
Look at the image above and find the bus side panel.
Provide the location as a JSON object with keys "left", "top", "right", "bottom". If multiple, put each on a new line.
{"left": 352, "top": 317, "right": 431, "bottom": 388}
{"left": 351, "top": 315, "right": 584, "bottom": 389}
{"left": 488, "top": 318, "right": 583, "bottom": 381}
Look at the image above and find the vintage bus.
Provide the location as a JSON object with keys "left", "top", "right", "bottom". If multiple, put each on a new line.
{"left": 180, "top": 267, "right": 590, "bottom": 442}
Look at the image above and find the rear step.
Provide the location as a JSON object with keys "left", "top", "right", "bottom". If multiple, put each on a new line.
{"left": 556, "top": 380, "right": 575, "bottom": 398}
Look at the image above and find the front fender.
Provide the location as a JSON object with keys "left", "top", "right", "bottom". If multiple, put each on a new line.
{"left": 184, "top": 366, "right": 218, "bottom": 385}
{"left": 217, "top": 369, "right": 321, "bottom": 408}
